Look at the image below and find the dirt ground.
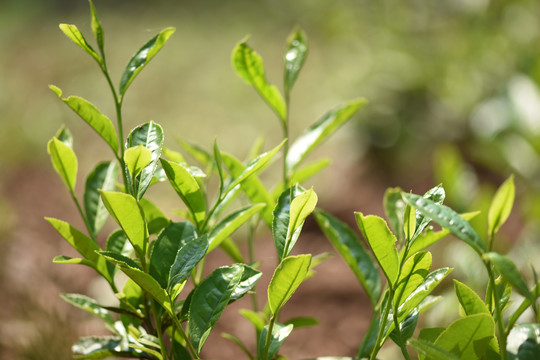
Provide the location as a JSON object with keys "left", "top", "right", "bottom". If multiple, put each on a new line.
{"left": 0, "top": 159, "right": 428, "bottom": 359}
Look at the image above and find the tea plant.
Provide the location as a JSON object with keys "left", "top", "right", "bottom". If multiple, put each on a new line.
{"left": 47, "top": 1, "right": 364, "bottom": 359}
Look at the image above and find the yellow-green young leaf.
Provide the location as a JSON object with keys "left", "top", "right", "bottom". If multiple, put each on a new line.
{"left": 407, "top": 338, "right": 459, "bottom": 360}
{"left": 404, "top": 204, "right": 416, "bottom": 242}
{"left": 88, "top": 0, "right": 104, "bottom": 53}
{"left": 48, "top": 137, "right": 78, "bottom": 192}
{"left": 488, "top": 175, "right": 515, "bottom": 236}
{"left": 257, "top": 323, "right": 294, "bottom": 360}
{"left": 119, "top": 27, "right": 175, "bottom": 96}
{"left": 124, "top": 145, "right": 152, "bottom": 180}
{"left": 355, "top": 212, "right": 399, "bottom": 286}
{"left": 268, "top": 254, "right": 312, "bottom": 314}
{"left": 394, "top": 251, "right": 431, "bottom": 309}
{"left": 454, "top": 280, "right": 490, "bottom": 316}
{"left": 58, "top": 23, "right": 102, "bottom": 65}
{"left": 288, "top": 187, "right": 318, "bottom": 239}
{"left": 162, "top": 147, "right": 185, "bottom": 163}
{"left": 273, "top": 158, "right": 331, "bottom": 198}
{"left": 50, "top": 86, "right": 119, "bottom": 153}
{"left": 232, "top": 40, "right": 287, "bottom": 123}
{"left": 100, "top": 191, "right": 148, "bottom": 258}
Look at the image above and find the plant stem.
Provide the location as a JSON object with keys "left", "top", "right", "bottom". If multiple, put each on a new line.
{"left": 169, "top": 308, "right": 199, "bottom": 359}
{"left": 150, "top": 300, "right": 169, "bottom": 359}
{"left": 370, "top": 289, "right": 393, "bottom": 360}
{"left": 485, "top": 261, "right": 508, "bottom": 360}
{"left": 262, "top": 314, "right": 277, "bottom": 360}
{"left": 282, "top": 94, "right": 291, "bottom": 189}
{"left": 70, "top": 190, "right": 94, "bottom": 240}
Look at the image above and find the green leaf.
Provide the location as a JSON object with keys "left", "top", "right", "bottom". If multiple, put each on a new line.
{"left": 139, "top": 197, "right": 170, "bottom": 234}
{"left": 88, "top": 0, "right": 104, "bottom": 54}
{"left": 283, "top": 316, "right": 319, "bottom": 328}
{"left": 125, "top": 121, "right": 164, "bottom": 200}
{"left": 402, "top": 193, "right": 486, "bottom": 255}
{"left": 390, "top": 308, "right": 419, "bottom": 347}
{"left": 55, "top": 125, "right": 73, "bottom": 147}
{"left": 404, "top": 204, "right": 416, "bottom": 242}
{"left": 232, "top": 40, "right": 287, "bottom": 122}
{"left": 433, "top": 313, "right": 495, "bottom": 359}
{"left": 273, "top": 158, "right": 331, "bottom": 198}
{"left": 46, "top": 217, "right": 100, "bottom": 266}
{"left": 208, "top": 204, "right": 266, "bottom": 252}
{"left": 176, "top": 138, "right": 212, "bottom": 168}
{"left": 412, "top": 185, "right": 446, "bottom": 240}
{"left": 239, "top": 309, "right": 266, "bottom": 331}
{"left": 100, "top": 251, "right": 172, "bottom": 313}
{"left": 507, "top": 324, "right": 540, "bottom": 360}
{"left": 230, "top": 264, "right": 262, "bottom": 300}
{"left": 220, "top": 238, "right": 245, "bottom": 263}
{"left": 221, "top": 333, "right": 254, "bottom": 360}
{"left": 61, "top": 293, "right": 114, "bottom": 327}
{"left": 48, "top": 137, "right": 78, "bottom": 192}
{"left": 407, "top": 338, "right": 459, "bottom": 360}
{"left": 286, "top": 98, "right": 367, "bottom": 171}
{"left": 72, "top": 336, "right": 134, "bottom": 359}
{"left": 273, "top": 185, "right": 305, "bottom": 260}
{"left": 454, "top": 280, "right": 490, "bottom": 316}
{"left": 84, "top": 162, "right": 119, "bottom": 237}
{"left": 53, "top": 255, "right": 95, "bottom": 268}
{"left": 314, "top": 210, "right": 381, "bottom": 306}
{"left": 105, "top": 229, "right": 132, "bottom": 279}
{"left": 357, "top": 313, "right": 381, "bottom": 358}
{"left": 268, "top": 254, "right": 312, "bottom": 314}
{"left": 149, "top": 222, "right": 198, "bottom": 289}
{"left": 488, "top": 175, "right": 515, "bottom": 237}
{"left": 384, "top": 187, "right": 406, "bottom": 242}
{"left": 100, "top": 191, "right": 148, "bottom": 258}
{"left": 124, "top": 145, "right": 152, "bottom": 180}
{"left": 394, "top": 251, "right": 431, "bottom": 308}
{"left": 284, "top": 27, "right": 308, "bottom": 96}
{"left": 222, "top": 152, "right": 274, "bottom": 226}
{"left": 355, "top": 212, "right": 399, "bottom": 286}
{"left": 287, "top": 187, "right": 317, "bottom": 251}
{"left": 50, "top": 87, "right": 118, "bottom": 153}
{"left": 119, "top": 27, "right": 175, "bottom": 96}
{"left": 160, "top": 158, "right": 206, "bottom": 227}
{"left": 189, "top": 264, "right": 244, "bottom": 354}
{"left": 58, "top": 24, "right": 102, "bottom": 65}
{"left": 258, "top": 323, "right": 294, "bottom": 360}
{"left": 168, "top": 235, "right": 209, "bottom": 292}
{"left": 483, "top": 252, "right": 535, "bottom": 305}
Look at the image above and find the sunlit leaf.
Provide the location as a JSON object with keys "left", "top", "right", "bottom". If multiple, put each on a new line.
{"left": 454, "top": 280, "right": 490, "bottom": 316}
{"left": 258, "top": 323, "right": 294, "bottom": 360}
{"left": 72, "top": 336, "right": 134, "bottom": 359}
{"left": 58, "top": 24, "right": 102, "bottom": 65}
{"left": 268, "top": 254, "right": 311, "bottom": 314}
{"left": 168, "top": 235, "right": 209, "bottom": 292}
{"left": 284, "top": 27, "right": 308, "bottom": 96}
{"left": 394, "top": 251, "right": 431, "bottom": 308}
{"left": 384, "top": 187, "right": 406, "bottom": 242}
{"left": 273, "top": 185, "right": 305, "bottom": 260}
{"left": 488, "top": 175, "right": 515, "bottom": 237}
{"left": 88, "top": 0, "right": 104, "bottom": 54}
{"left": 124, "top": 145, "right": 152, "bottom": 180}
{"left": 407, "top": 338, "right": 459, "bottom": 360}
{"left": 139, "top": 197, "right": 170, "bottom": 235}
{"left": 48, "top": 137, "right": 78, "bottom": 192}
{"left": 61, "top": 293, "right": 114, "bottom": 328}
{"left": 507, "top": 324, "right": 540, "bottom": 360}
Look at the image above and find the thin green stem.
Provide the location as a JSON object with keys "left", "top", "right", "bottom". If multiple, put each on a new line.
{"left": 370, "top": 289, "right": 393, "bottom": 360}
{"left": 282, "top": 93, "right": 291, "bottom": 189}
{"left": 169, "top": 308, "right": 199, "bottom": 359}
{"left": 150, "top": 300, "right": 169, "bottom": 359}
{"left": 485, "top": 261, "right": 508, "bottom": 360}
{"left": 70, "top": 190, "right": 94, "bottom": 240}
{"left": 262, "top": 314, "right": 277, "bottom": 360}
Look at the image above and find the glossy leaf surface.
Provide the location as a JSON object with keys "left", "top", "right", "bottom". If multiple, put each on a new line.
{"left": 58, "top": 24, "right": 101, "bottom": 64}
{"left": 105, "top": 230, "right": 131, "bottom": 279}
{"left": 168, "top": 235, "right": 209, "bottom": 291}
{"left": 286, "top": 187, "right": 317, "bottom": 251}
{"left": 89, "top": 0, "right": 104, "bottom": 53}
{"left": 488, "top": 175, "right": 515, "bottom": 236}
{"left": 61, "top": 293, "right": 114, "bottom": 327}
{"left": 50, "top": 86, "right": 118, "bottom": 153}
{"left": 84, "top": 161, "right": 119, "bottom": 237}
{"left": 119, "top": 27, "right": 175, "bottom": 96}
{"left": 258, "top": 323, "right": 294, "bottom": 360}
{"left": 454, "top": 280, "right": 490, "bottom": 316}
{"left": 356, "top": 212, "right": 399, "bottom": 286}
{"left": 48, "top": 137, "right": 78, "bottom": 192}
{"left": 384, "top": 187, "right": 406, "bottom": 242}
{"left": 507, "top": 324, "right": 540, "bottom": 360}
{"left": 268, "top": 254, "right": 311, "bottom": 314}
{"left": 314, "top": 210, "right": 381, "bottom": 305}
{"left": 284, "top": 27, "right": 308, "bottom": 95}
{"left": 124, "top": 145, "right": 152, "bottom": 180}
{"left": 72, "top": 336, "right": 133, "bottom": 359}
{"left": 230, "top": 265, "right": 262, "bottom": 300}
{"left": 286, "top": 98, "right": 367, "bottom": 171}
{"left": 273, "top": 185, "right": 305, "bottom": 260}
{"left": 394, "top": 251, "right": 431, "bottom": 308}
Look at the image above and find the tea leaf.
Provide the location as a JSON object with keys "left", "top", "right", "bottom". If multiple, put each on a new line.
{"left": 273, "top": 185, "right": 306, "bottom": 260}
{"left": 404, "top": 204, "right": 416, "bottom": 242}
{"left": 407, "top": 338, "right": 459, "bottom": 360}
{"left": 220, "top": 238, "right": 245, "bottom": 263}
{"left": 189, "top": 264, "right": 244, "bottom": 354}
{"left": 160, "top": 159, "right": 206, "bottom": 227}
{"left": 208, "top": 203, "right": 266, "bottom": 252}
{"left": 72, "top": 336, "right": 133, "bottom": 359}
{"left": 100, "top": 191, "right": 148, "bottom": 258}
{"left": 230, "top": 264, "right": 262, "bottom": 300}
{"left": 314, "top": 210, "right": 381, "bottom": 305}
{"left": 488, "top": 175, "right": 515, "bottom": 237}
{"left": 50, "top": 87, "right": 118, "bottom": 153}
{"left": 58, "top": 24, "right": 102, "bottom": 65}
{"left": 483, "top": 252, "right": 535, "bottom": 305}
{"left": 357, "top": 313, "right": 381, "bottom": 358}
{"left": 48, "top": 137, "right": 78, "bottom": 192}
{"left": 221, "top": 333, "right": 253, "bottom": 360}
{"left": 105, "top": 230, "right": 131, "bottom": 279}
{"left": 507, "top": 324, "right": 540, "bottom": 359}
{"left": 390, "top": 307, "right": 418, "bottom": 347}
{"left": 402, "top": 193, "right": 486, "bottom": 255}
{"left": 232, "top": 40, "right": 287, "bottom": 123}
{"left": 240, "top": 309, "right": 266, "bottom": 331}
{"left": 283, "top": 316, "right": 319, "bottom": 328}
{"left": 55, "top": 125, "right": 73, "bottom": 147}
{"left": 88, "top": 0, "right": 104, "bottom": 54}
{"left": 273, "top": 158, "right": 331, "bottom": 198}
{"left": 168, "top": 235, "right": 209, "bottom": 293}
{"left": 149, "top": 222, "right": 198, "bottom": 289}
{"left": 286, "top": 98, "right": 367, "bottom": 171}
{"left": 284, "top": 27, "right": 308, "bottom": 96}
{"left": 258, "top": 323, "right": 294, "bottom": 360}
{"left": 124, "top": 145, "right": 152, "bottom": 180}
{"left": 384, "top": 187, "right": 406, "bottom": 242}
{"left": 125, "top": 121, "right": 164, "bottom": 200}
{"left": 394, "top": 251, "right": 432, "bottom": 308}
{"left": 61, "top": 293, "right": 114, "bottom": 327}
{"left": 413, "top": 185, "right": 446, "bottom": 240}
{"left": 119, "top": 27, "right": 175, "bottom": 96}
{"left": 53, "top": 256, "right": 95, "bottom": 268}
{"left": 287, "top": 187, "right": 317, "bottom": 252}
{"left": 454, "top": 280, "right": 490, "bottom": 316}
{"left": 139, "top": 197, "right": 170, "bottom": 235}
{"left": 268, "top": 254, "right": 311, "bottom": 314}
{"left": 46, "top": 217, "right": 100, "bottom": 264}
{"left": 355, "top": 212, "right": 399, "bottom": 286}
{"left": 84, "top": 162, "right": 119, "bottom": 237}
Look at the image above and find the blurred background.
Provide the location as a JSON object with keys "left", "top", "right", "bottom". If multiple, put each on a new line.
{"left": 1, "top": 0, "right": 540, "bottom": 358}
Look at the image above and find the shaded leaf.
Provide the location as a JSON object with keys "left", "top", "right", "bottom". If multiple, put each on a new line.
{"left": 105, "top": 230, "right": 132, "bottom": 279}
{"left": 284, "top": 27, "right": 307, "bottom": 95}
{"left": 268, "top": 254, "right": 311, "bottom": 314}
{"left": 84, "top": 161, "right": 119, "bottom": 237}
{"left": 139, "top": 197, "right": 170, "bottom": 234}
{"left": 384, "top": 187, "right": 406, "bottom": 242}
{"left": 168, "top": 235, "right": 209, "bottom": 292}
{"left": 283, "top": 316, "right": 319, "bottom": 328}
{"left": 507, "top": 324, "right": 540, "bottom": 360}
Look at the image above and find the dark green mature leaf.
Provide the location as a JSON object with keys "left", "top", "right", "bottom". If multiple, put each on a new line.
{"left": 160, "top": 158, "right": 206, "bottom": 227}
{"left": 48, "top": 137, "right": 78, "bottom": 192}
{"left": 189, "top": 264, "right": 244, "bottom": 354}
{"left": 230, "top": 265, "right": 262, "bottom": 300}
{"left": 483, "top": 252, "right": 535, "bottom": 305}
{"left": 88, "top": 0, "right": 104, "bottom": 54}
{"left": 61, "top": 293, "right": 114, "bottom": 327}
{"left": 149, "top": 222, "right": 198, "bottom": 289}
{"left": 58, "top": 24, "right": 102, "bottom": 65}
{"left": 454, "top": 280, "right": 490, "bottom": 316}
{"left": 258, "top": 323, "right": 294, "bottom": 360}
{"left": 286, "top": 98, "right": 367, "bottom": 171}
{"left": 314, "top": 210, "right": 381, "bottom": 306}
{"left": 488, "top": 175, "right": 515, "bottom": 237}
{"left": 402, "top": 193, "right": 486, "bottom": 255}
{"left": 125, "top": 121, "right": 164, "bottom": 200}
{"left": 284, "top": 27, "right": 308, "bottom": 96}
{"left": 222, "top": 152, "right": 274, "bottom": 226}
{"left": 208, "top": 204, "right": 265, "bottom": 252}
{"left": 507, "top": 324, "right": 540, "bottom": 360}
{"left": 72, "top": 336, "right": 134, "bottom": 359}
{"left": 407, "top": 338, "right": 459, "bottom": 360}
{"left": 356, "top": 212, "right": 399, "bottom": 286}
{"left": 268, "top": 254, "right": 312, "bottom": 314}
{"left": 394, "top": 251, "right": 431, "bottom": 308}
{"left": 49, "top": 86, "right": 118, "bottom": 153}
{"left": 232, "top": 40, "right": 287, "bottom": 123}
{"left": 273, "top": 185, "right": 305, "bottom": 260}
{"left": 390, "top": 308, "right": 419, "bottom": 347}
{"left": 55, "top": 125, "right": 73, "bottom": 147}
{"left": 357, "top": 313, "right": 381, "bottom": 358}
{"left": 84, "top": 162, "right": 119, "bottom": 237}
{"left": 412, "top": 185, "right": 446, "bottom": 240}
{"left": 100, "top": 191, "right": 148, "bottom": 258}
{"left": 105, "top": 229, "right": 131, "bottom": 279}
{"left": 119, "top": 27, "right": 175, "bottom": 96}
{"left": 168, "top": 235, "right": 209, "bottom": 292}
